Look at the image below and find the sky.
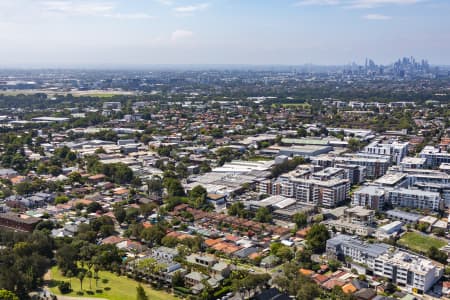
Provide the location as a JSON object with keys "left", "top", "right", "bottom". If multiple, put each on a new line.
{"left": 0, "top": 0, "right": 449, "bottom": 67}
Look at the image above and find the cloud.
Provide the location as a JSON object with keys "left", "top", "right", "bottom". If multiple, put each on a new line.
{"left": 363, "top": 13, "right": 392, "bottom": 19}
{"left": 103, "top": 13, "right": 154, "bottom": 20}
{"left": 42, "top": 1, "right": 114, "bottom": 15}
{"left": 171, "top": 29, "right": 193, "bottom": 41}
{"left": 41, "top": 1, "right": 153, "bottom": 19}
{"left": 349, "top": 0, "right": 420, "bottom": 9}
{"left": 155, "top": 0, "right": 174, "bottom": 5}
{"left": 174, "top": 3, "right": 209, "bottom": 14}
{"left": 294, "top": 0, "right": 340, "bottom": 6}
{"left": 293, "top": 0, "right": 421, "bottom": 8}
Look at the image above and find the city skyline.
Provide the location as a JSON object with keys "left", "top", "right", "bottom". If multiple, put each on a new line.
{"left": 0, "top": 0, "right": 449, "bottom": 67}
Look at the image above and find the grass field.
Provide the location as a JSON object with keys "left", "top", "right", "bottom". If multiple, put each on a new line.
{"left": 48, "top": 266, "right": 177, "bottom": 300}
{"left": 398, "top": 232, "right": 446, "bottom": 253}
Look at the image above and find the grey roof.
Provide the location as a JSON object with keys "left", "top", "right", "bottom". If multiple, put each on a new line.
{"left": 212, "top": 262, "right": 229, "bottom": 272}
{"left": 354, "top": 185, "right": 385, "bottom": 196}
{"left": 153, "top": 246, "right": 179, "bottom": 256}
{"left": 0, "top": 168, "right": 18, "bottom": 176}
{"left": 233, "top": 247, "right": 259, "bottom": 258}
{"left": 185, "top": 271, "right": 209, "bottom": 282}
{"left": 386, "top": 210, "right": 422, "bottom": 222}
{"left": 327, "top": 234, "right": 390, "bottom": 257}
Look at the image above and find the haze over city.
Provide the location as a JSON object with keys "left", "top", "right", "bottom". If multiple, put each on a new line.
{"left": 1, "top": 0, "right": 450, "bottom": 67}
{"left": 2, "top": 1, "right": 450, "bottom": 300}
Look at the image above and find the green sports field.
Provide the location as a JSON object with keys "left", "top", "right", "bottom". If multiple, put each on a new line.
{"left": 398, "top": 232, "right": 446, "bottom": 253}
{"left": 48, "top": 266, "right": 177, "bottom": 300}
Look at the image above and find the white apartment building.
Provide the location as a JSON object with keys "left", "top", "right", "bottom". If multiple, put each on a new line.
{"left": 419, "top": 146, "right": 450, "bottom": 168}
{"left": 326, "top": 234, "right": 390, "bottom": 270}
{"left": 291, "top": 178, "right": 349, "bottom": 208}
{"left": 363, "top": 139, "right": 409, "bottom": 165}
{"left": 352, "top": 185, "right": 442, "bottom": 211}
{"left": 327, "top": 235, "right": 443, "bottom": 293}
{"left": 258, "top": 174, "right": 349, "bottom": 208}
{"left": 313, "top": 154, "right": 390, "bottom": 179}
{"left": 352, "top": 185, "right": 386, "bottom": 210}
{"left": 388, "top": 188, "right": 441, "bottom": 211}
{"left": 374, "top": 251, "right": 443, "bottom": 293}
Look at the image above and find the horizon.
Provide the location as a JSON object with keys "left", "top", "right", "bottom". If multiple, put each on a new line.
{"left": 1, "top": 59, "right": 449, "bottom": 71}
{"left": 1, "top": 0, "right": 450, "bottom": 66}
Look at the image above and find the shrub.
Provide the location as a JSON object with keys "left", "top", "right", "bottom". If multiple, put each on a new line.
{"left": 58, "top": 281, "right": 71, "bottom": 294}
{"left": 214, "top": 286, "right": 232, "bottom": 298}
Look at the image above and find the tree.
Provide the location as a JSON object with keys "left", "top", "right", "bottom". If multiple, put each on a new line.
{"left": 228, "top": 202, "right": 247, "bottom": 218}
{"left": 432, "top": 227, "right": 446, "bottom": 237}
{"left": 276, "top": 246, "right": 293, "bottom": 262}
{"left": 296, "top": 281, "right": 320, "bottom": 300}
{"left": 86, "top": 201, "right": 102, "bottom": 213}
{"left": 136, "top": 284, "right": 148, "bottom": 300}
{"left": 68, "top": 172, "right": 83, "bottom": 184}
{"left": 293, "top": 212, "right": 308, "bottom": 228}
{"left": 55, "top": 195, "right": 69, "bottom": 204}
{"left": 77, "top": 269, "right": 86, "bottom": 291}
{"left": 147, "top": 176, "right": 163, "bottom": 195}
{"left": 427, "top": 246, "right": 448, "bottom": 264}
{"left": 417, "top": 222, "right": 429, "bottom": 232}
{"left": 66, "top": 270, "right": 74, "bottom": 286}
{"left": 328, "top": 259, "right": 342, "bottom": 272}
{"left": 306, "top": 224, "right": 330, "bottom": 254}
{"left": 348, "top": 138, "right": 361, "bottom": 152}
{"left": 14, "top": 181, "right": 34, "bottom": 195}
{"left": 113, "top": 206, "right": 126, "bottom": 223}
{"left": 164, "top": 178, "right": 185, "bottom": 197}
{"left": 0, "top": 290, "right": 19, "bottom": 300}
{"left": 297, "top": 127, "right": 307, "bottom": 137}
{"left": 140, "top": 225, "right": 166, "bottom": 246}
{"left": 86, "top": 270, "right": 93, "bottom": 290}
{"left": 56, "top": 244, "right": 78, "bottom": 275}
{"left": 255, "top": 206, "right": 272, "bottom": 223}
{"left": 189, "top": 185, "right": 208, "bottom": 209}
